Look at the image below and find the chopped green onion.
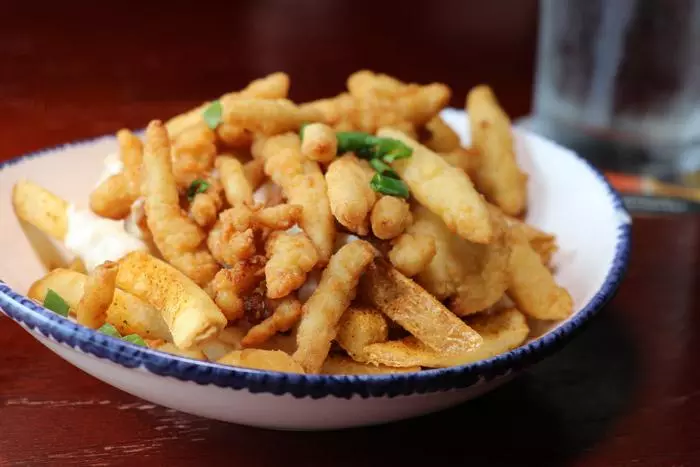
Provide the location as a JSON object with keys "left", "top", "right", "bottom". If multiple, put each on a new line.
{"left": 187, "top": 179, "right": 210, "bottom": 201}
{"left": 122, "top": 334, "right": 147, "bottom": 347}
{"left": 98, "top": 323, "right": 121, "bottom": 338}
{"left": 369, "top": 158, "right": 399, "bottom": 179}
{"left": 370, "top": 173, "right": 410, "bottom": 198}
{"left": 375, "top": 138, "right": 412, "bottom": 162}
{"left": 299, "top": 122, "right": 310, "bottom": 140}
{"left": 336, "top": 131, "right": 375, "bottom": 154}
{"left": 43, "top": 289, "right": 70, "bottom": 317}
{"left": 202, "top": 100, "right": 223, "bottom": 130}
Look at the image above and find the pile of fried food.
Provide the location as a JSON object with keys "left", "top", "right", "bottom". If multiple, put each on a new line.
{"left": 11, "top": 70, "right": 573, "bottom": 375}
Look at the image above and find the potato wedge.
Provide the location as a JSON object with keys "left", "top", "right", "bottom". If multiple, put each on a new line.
{"left": 363, "top": 308, "right": 529, "bottom": 368}
{"left": 12, "top": 180, "right": 68, "bottom": 241}
{"left": 321, "top": 355, "right": 420, "bottom": 375}
{"left": 116, "top": 251, "right": 226, "bottom": 349}
{"left": 218, "top": 349, "right": 305, "bottom": 374}
{"left": 151, "top": 342, "right": 207, "bottom": 360}
{"left": 27, "top": 268, "right": 171, "bottom": 340}
{"left": 360, "top": 259, "right": 482, "bottom": 355}
{"left": 377, "top": 129, "right": 492, "bottom": 244}
{"left": 336, "top": 307, "right": 388, "bottom": 360}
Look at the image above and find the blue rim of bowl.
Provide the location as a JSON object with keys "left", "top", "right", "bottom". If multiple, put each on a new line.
{"left": 0, "top": 114, "right": 632, "bottom": 399}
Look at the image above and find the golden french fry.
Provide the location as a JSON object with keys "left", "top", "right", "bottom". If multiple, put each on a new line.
{"left": 12, "top": 180, "right": 68, "bottom": 241}
{"left": 467, "top": 85, "right": 527, "bottom": 216}
{"left": 506, "top": 227, "right": 573, "bottom": 320}
{"left": 336, "top": 306, "right": 388, "bottom": 360}
{"left": 321, "top": 355, "right": 420, "bottom": 375}
{"left": 116, "top": 251, "right": 227, "bottom": 349}
{"left": 242, "top": 296, "right": 302, "bottom": 347}
{"left": 364, "top": 308, "right": 529, "bottom": 368}
{"left": 75, "top": 261, "right": 119, "bottom": 329}
{"left": 222, "top": 99, "right": 322, "bottom": 135}
{"left": 388, "top": 233, "right": 436, "bottom": 277}
{"left": 293, "top": 241, "right": 376, "bottom": 373}
{"left": 326, "top": 154, "right": 376, "bottom": 235}
{"left": 28, "top": 268, "right": 172, "bottom": 340}
{"left": 377, "top": 129, "right": 493, "bottom": 244}
{"left": 360, "top": 259, "right": 482, "bottom": 355}
{"left": 370, "top": 196, "right": 412, "bottom": 240}
{"left": 423, "top": 116, "right": 461, "bottom": 153}
{"left": 216, "top": 155, "right": 254, "bottom": 206}
{"left": 218, "top": 349, "right": 305, "bottom": 374}
{"left": 301, "top": 122, "right": 337, "bottom": 163}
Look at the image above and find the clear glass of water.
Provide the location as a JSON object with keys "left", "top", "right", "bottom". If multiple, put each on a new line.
{"left": 520, "top": 0, "right": 700, "bottom": 184}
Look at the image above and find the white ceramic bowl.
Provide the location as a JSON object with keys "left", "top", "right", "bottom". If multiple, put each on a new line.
{"left": 0, "top": 109, "right": 631, "bottom": 430}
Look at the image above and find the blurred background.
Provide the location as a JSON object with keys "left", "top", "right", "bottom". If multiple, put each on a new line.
{"left": 2, "top": 0, "right": 698, "bottom": 211}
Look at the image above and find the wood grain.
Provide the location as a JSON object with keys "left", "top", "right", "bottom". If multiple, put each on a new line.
{"left": 2, "top": 1, "right": 700, "bottom": 466}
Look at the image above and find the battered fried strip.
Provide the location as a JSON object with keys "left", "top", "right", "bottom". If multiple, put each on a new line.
{"left": 321, "top": 355, "right": 420, "bottom": 375}
{"left": 28, "top": 268, "right": 172, "bottom": 340}
{"left": 293, "top": 241, "right": 376, "bottom": 373}
{"left": 388, "top": 233, "right": 436, "bottom": 277}
{"left": 216, "top": 155, "right": 254, "bottom": 206}
{"left": 370, "top": 196, "right": 412, "bottom": 240}
{"left": 142, "top": 120, "right": 219, "bottom": 286}
{"left": 363, "top": 308, "right": 529, "bottom": 368}
{"left": 326, "top": 154, "right": 376, "bottom": 235}
{"left": 74, "top": 261, "right": 119, "bottom": 329}
{"left": 259, "top": 133, "right": 335, "bottom": 262}
{"left": 346, "top": 70, "right": 405, "bottom": 98}
{"left": 360, "top": 258, "right": 482, "bottom": 355}
{"left": 242, "top": 296, "right": 302, "bottom": 347}
{"left": 189, "top": 183, "right": 224, "bottom": 229}
{"left": 301, "top": 122, "right": 337, "bottom": 163}
{"left": 506, "top": 227, "right": 573, "bottom": 320}
{"left": 335, "top": 307, "right": 388, "bottom": 360}
{"left": 243, "top": 159, "right": 266, "bottom": 190}
{"left": 467, "top": 85, "right": 527, "bottom": 216}
{"left": 171, "top": 122, "right": 217, "bottom": 189}
{"left": 501, "top": 211, "right": 558, "bottom": 266}
{"left": 208, "top": 256, "right": 266, "bottom": 321}
{"left": 218, "top": 349, "right": 305, "bottom": 373}
{"left": 377, "top": 128, "right": 493, "bottom": 244}
{"left": 423, "top": 116, "right": 461, "bottom": 153}
{"left": 264, "top": 232, "right": 318, "bottom": 299}
{"left": 440, "top": 147, "right": 480, "bottom": 178}
{"left": 222, "top": 99, "right": 323, "bottom": 135}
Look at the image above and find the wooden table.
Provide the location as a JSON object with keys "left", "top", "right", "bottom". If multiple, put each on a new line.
{"left": 2, "top": 2, "right": 699, "bottom": 465}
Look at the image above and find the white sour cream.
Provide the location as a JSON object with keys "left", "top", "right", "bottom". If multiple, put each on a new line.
{"left": 65, "top": 205, "right": 148, "bottom": 271}
{"left": 94, "top": 151, "right": 124, "bottom": 187}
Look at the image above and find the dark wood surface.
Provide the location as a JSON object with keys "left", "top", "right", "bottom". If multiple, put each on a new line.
{"left": 2, "top": 2, "right": 699, "bottom": 466}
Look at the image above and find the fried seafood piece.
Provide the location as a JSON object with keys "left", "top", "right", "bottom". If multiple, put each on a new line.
{"left": 242, "top": 295, "right": 303, "bottom": 347}
{"left": 325, "top": 153, "right": 376, "bottom": 235}
{"left": 208, "top": 255, "right": 266, "bottom": 321}
{"left": 264, "top": 231, "right": 318, "bottom": 299}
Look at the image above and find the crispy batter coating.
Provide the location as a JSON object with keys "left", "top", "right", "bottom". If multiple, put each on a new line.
{"left": 388, "top": 233, "right": 436, "bottom": 277}
{"left": 301, "top": 122, "right": 337, "bottom": 163}
{"left": 370, "top": 196, "right": 412, "bottom": 240}
{"left": 75, "top": 261, "right": 119, "bottom": 329}
{"left": 422, "top": 116, "right": 461, "bottom": 153}
{"left": 208, "top": 255, "right": 266, "bottom": 321}
{"left": 242, "top": 295, "right": 303, "bottom": 347}
{"left": 216, "top": 155, "right": 254, "bottom": 206}
{"left": 335, "top": 306, "right": 388, "bottom": 360}
{"left": 222, "top": 98, "right": 323, "bottom": 135}
{"left": 218, "top": 349, "right": 304, "bottom": 373}
{"left": 265, "top": 231, "right": 318, "bottom": 299}
{"left": 326, "top": 154, "right": 376, "bottom": 235}
{"left": 171, "top": 122, "right": 217, "bottom": 189}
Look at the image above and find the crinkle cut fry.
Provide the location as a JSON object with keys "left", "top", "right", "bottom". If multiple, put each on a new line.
{"left": 142, "top": 120, "right": 219, "bottom": 286}
{"left": 293, "top": 240, "right": 376, "bottom": 373}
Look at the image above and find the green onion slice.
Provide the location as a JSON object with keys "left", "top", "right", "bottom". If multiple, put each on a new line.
{"left": 202, "top": 100, "right": 223, "bottom": 130}
{"left": 187, "top": 179, "right": 210, "bottom": 201}
{"left": 98, "top": 323, "right": 121, "bottom": 338}
{"left": 122, "top": 334, "right": 147, "bottom": 347}
{"left": 43, "top": 289, "right": 70, "bottom": 317}
{"left": 369, "top": 158, "right": 400, "bottom": 179}
{"left": 370, "top": 173, "right": 410, "bottom": 198}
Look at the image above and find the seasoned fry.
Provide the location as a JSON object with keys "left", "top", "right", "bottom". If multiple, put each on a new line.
{"left": 377, "top": 129, "right": 493, "bottom": 244}
{"left": 370, "top": 196, "right": 412, "bottom": 240}
{"left": 467, "top": 85, "right": 527, "bottom": 216}
{"left": 326, "top": 154, "right": 377, "bottom": 235}
{"left": 117, "top": 251, "right": 226, "bottom": 349}
{"left": 75, "top": 261, "right": 119, "bottom": 329}
{"left": 293, "top": 240, "right": 376, "bottom": 373}
{"left": 336, "top": 306, "right": 388, "bottom": 360}
{"left": 218, "top": 349, "right": 305, "bottom": 373}
{"left": 242, "top": 296, "right": 302, "bottom": 347}
{"left": 321, "top": 355, "right": 420, "bottom": 374}
{"left": 423, "top": 116, "right": 461, "bottom": 153}
{"left": 216, "top": 155, "right": 254, "bottom": 206}
{"left": 388, "top": 233, "right": 436, "bottom": 277}
{"left": 208, "top": 256, "right": 266, "bottom": 321}
{"left": 506, "top": 227, "right": 573, "bottom": 320}
{"left": 265, "top": 232, "right": 318, "bottom": 299}
{"left": 222, "top": 98, "right": 323, "bottom": 135}
{"left": 12, "top": 180, "right": 68, "bottom": 240}
{"left": 259, "top": 133, "right": 335, "bottom": 261}
{"left": 301, "top": 122, "right": 337, "bottom": 163}
{"left": 363, "top": 308, "right": 529, "bottom": 368}
{"left": 142, "top": 120, "right": 219, "bottom": 285}
{"left": 360, "top": 259, "right": 482, "bottom": 355}
{"left": 28, "top": 268, "right": 172, "bottom": 340}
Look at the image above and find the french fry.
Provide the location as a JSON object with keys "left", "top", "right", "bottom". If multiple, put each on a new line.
{"left": 222, "top": 99, "right": 323, "bottom": 135}
{"left": 377, "top": 129, "right": 493, "bottom": 244}
{"left": 218, "top": 349, "right": 305, "bottom": 374}
{"left": 360, "top": 259, "right": 483, "bottom": 355}
{"left": 363, "top": 308, "right": 529, "bottom": 368}
{"left": 293, "top": 241, "right": 376, "bottom": 373}
{"left": 12, "top": 180, "right": 68, "bottom": 241}
{"left": 28, "top": 268, "right": 172, "bottom": 340}
{"left": 116, "top": 251, "right": 227, "bottom": 349}
{"left": 506, "top": 227, "right": 573, "bottom": 320}
{"left": 467, "top": 85, "right": 527, "bottom": 216}
{"left": 75, "top": 261, "right": 119, "bottom": 329}
{"left": 336, "top": 306, "right": 388, "bottom": 360}
{"left": 321, "top": 355, "right": 420, "bottom": 374}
